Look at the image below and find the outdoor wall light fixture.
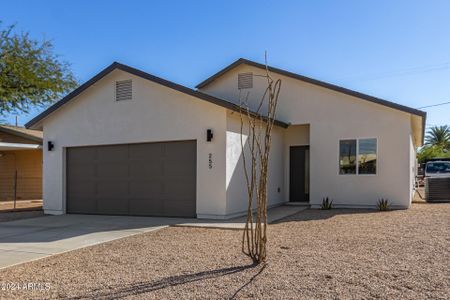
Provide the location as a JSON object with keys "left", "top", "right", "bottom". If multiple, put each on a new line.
{"left": 207, "top": 129, "right": 213, "bottom": 142}
{"left": 47, "top": 141, "right": 54, "bottom": 151}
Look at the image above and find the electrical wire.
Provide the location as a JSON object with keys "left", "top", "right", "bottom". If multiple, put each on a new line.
{"left": 417, "top": 101, "right": 450, "bottom": 109}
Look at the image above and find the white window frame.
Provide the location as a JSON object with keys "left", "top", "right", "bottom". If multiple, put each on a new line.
{"left": 338, "top": 137, "right": 378, "bottom": 176}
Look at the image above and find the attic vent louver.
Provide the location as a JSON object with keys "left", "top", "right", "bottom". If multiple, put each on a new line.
{"left": 115, "top": 80, "right": 132, "bottom": 101}
{"left": 238, "top": 73, "right": 253, "bottom": 89}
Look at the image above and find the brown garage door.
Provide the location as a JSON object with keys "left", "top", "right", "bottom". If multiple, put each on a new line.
{"left": 66, "top": 140, "right": 196, "bottom": 217}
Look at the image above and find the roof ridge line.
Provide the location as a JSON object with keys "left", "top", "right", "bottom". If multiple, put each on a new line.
{"left": 195, "top": 58, "right": 426, "bottom": 118}
{"left": 25, "top": 62, "right": 289, "bottom": 129}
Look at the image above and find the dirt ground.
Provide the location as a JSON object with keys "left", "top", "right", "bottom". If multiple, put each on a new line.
{"left": 0, "top": 199, "right": 42, "bottom": 212}
{"left": 0, "top": 204, "right": 448, "bottom": 299}
{"left": 413, "top": 187, "right": 426, "bottom": 203}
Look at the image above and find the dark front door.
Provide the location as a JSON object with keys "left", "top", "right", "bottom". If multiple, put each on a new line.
{"left": 66, "top": 140, "right": 197, "bottom": 217}
{"left": 290, "top": 146, "right": 309, "bottom": 202}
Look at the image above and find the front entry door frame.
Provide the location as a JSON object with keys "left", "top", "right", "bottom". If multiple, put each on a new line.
{"left": 289, "top": 145, "right": 310, "bottom": 202}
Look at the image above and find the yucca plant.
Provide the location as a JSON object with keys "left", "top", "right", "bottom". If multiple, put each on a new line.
{"left": 321, "top": 197, "right": 333, "bottom": 210}
{"left": 377, "top": 198, "right": 390, "bottom": 211}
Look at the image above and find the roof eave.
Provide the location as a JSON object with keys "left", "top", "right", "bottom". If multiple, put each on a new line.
{"left": 25, "top": 61, "right": 289, "bottom": 130}
{"left": 196, "top": 58, "right": 427, "bottom": 119}
{"left": 25, "top": 62, "right": 121, "bottom": 129}
{"left": 0, "top": 142, "right": 42, "bottom": 150}
{"left": 421, "top": 112, "right": 427, "bottom": 146}
{"left": 0, "top": 126, "right": 43, "bottom": 143}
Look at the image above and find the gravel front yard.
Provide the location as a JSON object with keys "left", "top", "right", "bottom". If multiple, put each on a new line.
{"left": 1, "top": 204, "right": 449, "bottom": 299}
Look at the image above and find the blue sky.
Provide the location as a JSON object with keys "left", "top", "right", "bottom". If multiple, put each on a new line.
{"left": 2, "top": 0, "right": 449, "bottom": 128}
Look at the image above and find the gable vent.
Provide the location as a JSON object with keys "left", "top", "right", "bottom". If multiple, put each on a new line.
{"left": 115, "top": 80, "right": 132, "bottom": 101}
{"left": 238, "top": 73, "right": 253, "bottom": 89}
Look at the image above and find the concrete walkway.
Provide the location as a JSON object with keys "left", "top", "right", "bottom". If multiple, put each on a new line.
{"left": 174, "top": 205, "right": 307, "bottom": 229}
{"left": 0, "top": 205, "right": 306, "bottom": 269}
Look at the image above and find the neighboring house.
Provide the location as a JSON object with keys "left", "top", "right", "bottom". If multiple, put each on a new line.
{"left": 25, "top": 59, "right": 426, "bottom": 218}
{"left": 0, "top": 125, "right": 43, "bottom": 201}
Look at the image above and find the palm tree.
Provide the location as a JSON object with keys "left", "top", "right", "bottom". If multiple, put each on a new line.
{"left": 425, "top": 125, "right": 450, "bottom": 149}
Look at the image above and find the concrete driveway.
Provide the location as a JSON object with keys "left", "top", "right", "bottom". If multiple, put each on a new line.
{"left": 0, "top": 214, "right": 188, "bottom": 269}
{"left": 0, "top": 205, "right": 305, "bottom": 270}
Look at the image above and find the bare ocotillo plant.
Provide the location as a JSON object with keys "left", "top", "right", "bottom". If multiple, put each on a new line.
{"left": 239, "top": 57, "right": 281, "bottom": 264}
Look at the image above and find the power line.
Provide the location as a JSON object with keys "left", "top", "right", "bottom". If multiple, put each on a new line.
{"left": 417, "top": 101, "right": 450, "bottom": 109}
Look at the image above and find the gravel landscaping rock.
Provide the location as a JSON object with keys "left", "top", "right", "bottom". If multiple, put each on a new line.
{"left": 0, "top": 204, "right": 448, "bottom": 299}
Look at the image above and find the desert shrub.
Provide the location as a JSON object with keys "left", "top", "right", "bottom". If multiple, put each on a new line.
{"left": 377, "top": 198, "right": 390, "bottom": 211}
{"left": 321, "top": 197, "right": 333, "bottom": 210}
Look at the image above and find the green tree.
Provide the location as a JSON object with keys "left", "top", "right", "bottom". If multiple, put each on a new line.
{"left": 0, "top": 22, "right": 77, "bottom": 117}
{"left": 425, "top": 125, "right": 450, "bottom": 149}
{"left": 417, "top": 145, "right": 450, "bottom": 163}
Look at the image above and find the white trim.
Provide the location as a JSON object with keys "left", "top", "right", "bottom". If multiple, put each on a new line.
{"left": 0, "top": 142, "right": 41, "bottom": 150}
{"left": 62, "top": 147, "right": 67, "bottom": 214}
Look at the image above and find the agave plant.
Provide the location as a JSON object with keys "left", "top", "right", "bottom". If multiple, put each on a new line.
{"left": 377, "top": 198, "right": 390, "bottom": 211}
{"left": 321, "top": 197, "right": 333, "bottom": 210}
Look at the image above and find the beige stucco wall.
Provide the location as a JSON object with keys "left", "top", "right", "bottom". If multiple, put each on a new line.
{"left": 41, "top": 69, "right": 228, "bottom": 217}
{"left": 225, "top": 112, "right": 285, "bottom": 217}
{"left": 201, "top": 64, "right": 416, "bottom": 208}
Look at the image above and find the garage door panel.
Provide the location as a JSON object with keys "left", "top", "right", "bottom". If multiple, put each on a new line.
{"left": 96, "top": 162, "right": 129, "bottom": 178}
{"left": 129, "top": 161, "right": 163, "bottom": 178}
{"left": 129, "top": 198, "right": 164, "bottom": 216}
{"left": 164, "top": 160, "right": 195, "bottom": 176}
{"left": 67, "top": 197, "right": 97, "bottom": 213}
{"left": 129, "top": 181, "right": 163, "bottom": 197}
{"left": 67, "top": 163, "right": 96, "bottom": 179}
{"left": 67, "top": 140, "right": 196, "bottom": 217}
{"left": 96, "top": 181, "right": 129, "bottom": 198}
{"left": 67, "top": 147, "right": 96, "bottom": 162}
{"left": 67, "top": 180, "right": 96, "bottom": 197}
{"left": 166, "top": 198, "right": 196, "bottom": 206}
{"left": 164, "top": 141, "right": 196, "bottom": 159}
{"left": 164, "top": 181, "right": 195, "bottom": 198}
{"left": 163, "top": 200, "right": 195, "bottom": 217}
{"left": 97, "top": 198, "right": 128, "bottom": 215}
{"left": 164, "top": 202, "right": 195, "bottom": 217}
{"left": 96, "top": 145, "right": 128, "bottom": 161}
{"left": 130, "top": 143, "right": 164, "bottom": 159}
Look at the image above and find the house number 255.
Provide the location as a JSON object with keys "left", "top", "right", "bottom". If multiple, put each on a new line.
{"left": 208, "top": 153, "right": 213, "bottom": 169}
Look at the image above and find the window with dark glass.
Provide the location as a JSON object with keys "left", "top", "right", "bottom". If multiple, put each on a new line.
{"left": 339, "top": 139, "right": 357, "bottom": 174}
{"left": 339, "top": 138, "right": 377, "bottom": 175}
{"left": 358, "top": 138, "right": 377, "bottom": 174}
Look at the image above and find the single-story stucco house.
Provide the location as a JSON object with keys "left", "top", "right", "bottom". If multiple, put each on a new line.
{"left": 25, "top": 58, "right": 426, "bottom": 219}
{"left": 0, "top": 125, "right": 43, "bottom": 201}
